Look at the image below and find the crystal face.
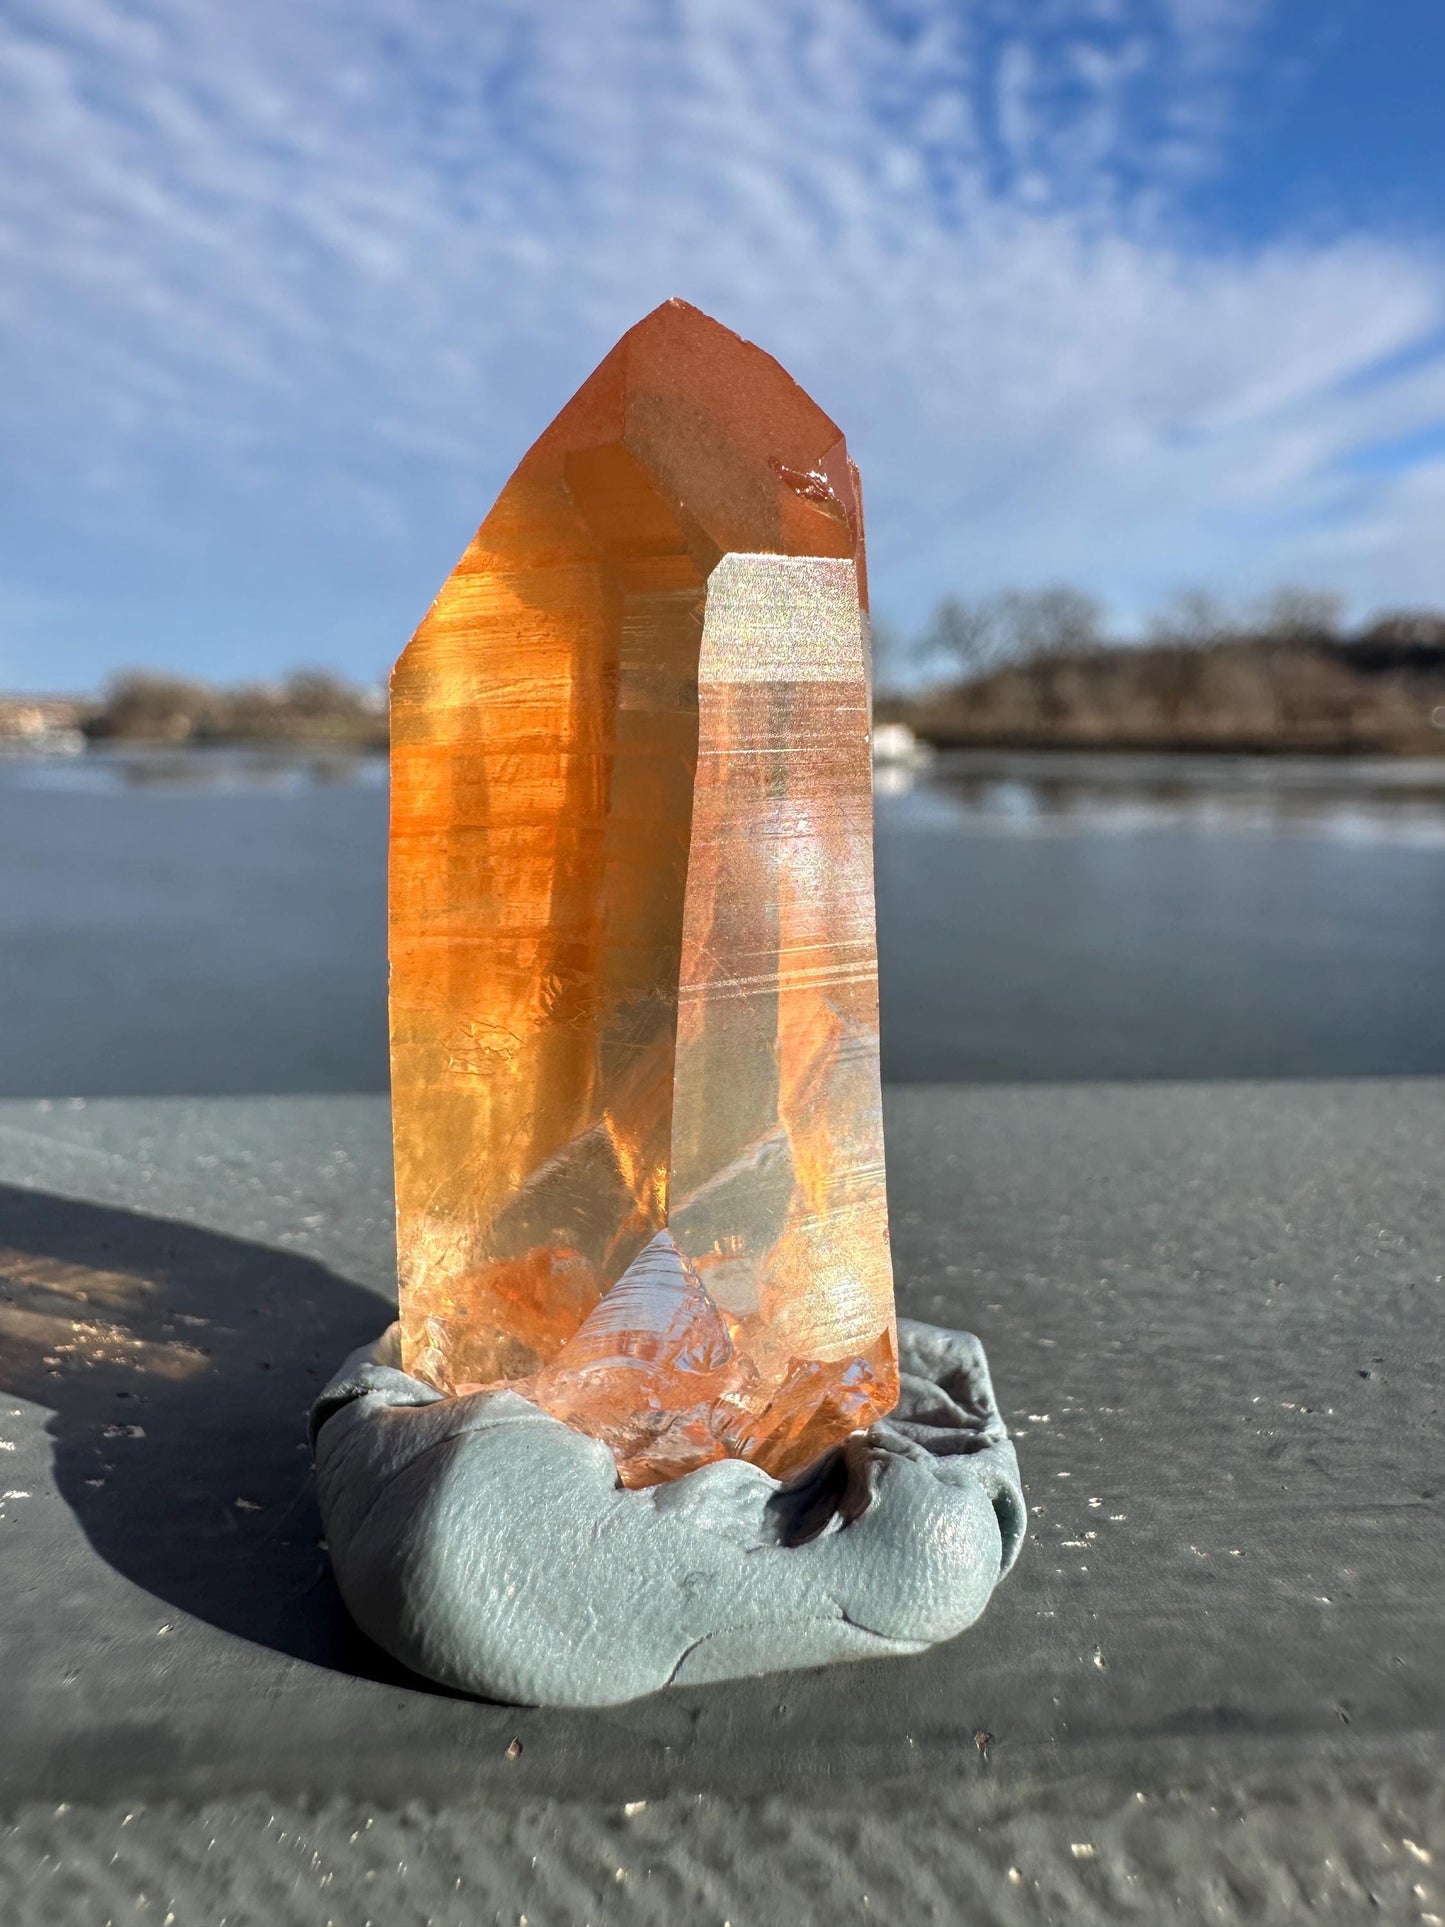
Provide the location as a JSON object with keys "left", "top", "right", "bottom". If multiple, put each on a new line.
{"left": 389, "top": 298, "right": 896, "bottom": 1486}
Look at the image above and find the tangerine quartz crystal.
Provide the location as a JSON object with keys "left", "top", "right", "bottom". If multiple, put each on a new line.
{"left": 389, "top": 299, "right": 897, "bottom": 1487}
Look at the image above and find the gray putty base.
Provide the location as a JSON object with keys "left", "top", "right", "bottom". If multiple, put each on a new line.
{"left": 311, "top": 1319, "right": 1025, "bottom": 1707}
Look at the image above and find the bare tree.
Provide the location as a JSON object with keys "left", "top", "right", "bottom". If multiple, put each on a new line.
{"left": 283, "top": 669, "right": 367, "bottom": 717}
{"left": 91, "top": 672, "right": 218, "bottom": 741}
{"left": 923, "top": 596, "right": 1000, "bottom": 682}
{"left": 1254, "top": 586, "right": 1344, "bottom": 645}
{"left": 1147, "top": 588, "right": 1232, "bottom": 649}
{"left": 992, "top": 585, "right": 1104, "bottom": 663}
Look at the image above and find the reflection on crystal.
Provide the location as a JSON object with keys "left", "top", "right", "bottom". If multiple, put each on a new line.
{"left": 389, "top": 299, "right": 896, "bottom": 1485}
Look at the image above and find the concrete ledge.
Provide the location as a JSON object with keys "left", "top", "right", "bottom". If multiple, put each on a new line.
{"left": 0, "top": 1081, "right": 1440, "bottom": 1811}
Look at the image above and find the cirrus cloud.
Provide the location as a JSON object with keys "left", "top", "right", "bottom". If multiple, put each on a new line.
{"left": 1, "top": 0, "right": 1443, "bottom": 684}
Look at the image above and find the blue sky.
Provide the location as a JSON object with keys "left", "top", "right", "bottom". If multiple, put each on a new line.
{"left": 3, "top": 0, "right": 1445, "bottom": 690}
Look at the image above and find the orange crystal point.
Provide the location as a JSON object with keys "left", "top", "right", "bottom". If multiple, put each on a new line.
{"left": 389, "top": 299, "right": 897, "bottom": 1485}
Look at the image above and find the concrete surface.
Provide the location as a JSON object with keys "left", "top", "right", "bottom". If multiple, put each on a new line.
{"left": 0, "top": 1083, "right": 1442, "bottom": 1921}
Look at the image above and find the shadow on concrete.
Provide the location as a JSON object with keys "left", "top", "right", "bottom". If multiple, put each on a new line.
{"left": 0, "top": 1182, "right": 430, "bottom": 1687}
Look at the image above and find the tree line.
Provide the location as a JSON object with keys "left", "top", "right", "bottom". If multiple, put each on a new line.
{"left": 875, "top": 588, "right": 1445, "bottom": 754}
{"left": 85, "top": 669, "right": 388, "bottom": 747}
{"left": 876, "top": 586, "right": 1445, "bottom": 688}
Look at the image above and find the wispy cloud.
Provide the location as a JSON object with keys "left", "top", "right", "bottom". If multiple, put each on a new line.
{"left": 1, "top": 0, "right": 1443, "bottom": 683}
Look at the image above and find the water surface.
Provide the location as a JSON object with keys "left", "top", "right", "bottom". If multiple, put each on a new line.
{"left": 2, "top": 747, "right": 1442, "bottom": 1094}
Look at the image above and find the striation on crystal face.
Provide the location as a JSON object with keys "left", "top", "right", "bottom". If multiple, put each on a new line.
{"left": 389, "top": 298, "right": 896, "bottom": 1486}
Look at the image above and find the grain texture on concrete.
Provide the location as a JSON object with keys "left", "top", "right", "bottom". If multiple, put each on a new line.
{"left": 0, "top": 1083, "right": 1441, "bottom": 1920}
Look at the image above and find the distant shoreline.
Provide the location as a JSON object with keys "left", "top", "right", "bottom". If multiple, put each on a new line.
{"left": 5, "top": 738, "right": 1445, "bottom": 786}
{"left": 6, "top": 727, "right": 1445, "bottom": 762}
{"left": 904, "top": 728, "right": 1445, "bottom": 758}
